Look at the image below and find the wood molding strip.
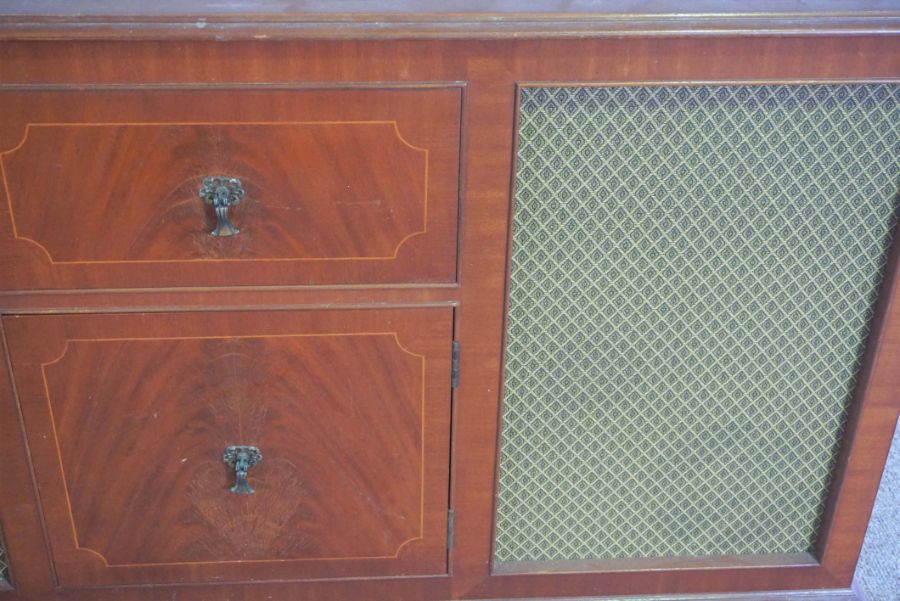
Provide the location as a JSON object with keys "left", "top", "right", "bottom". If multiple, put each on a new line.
{"left": 1, "top": 14, "right": 899, "bottom": 40}
{"left": 467, "top": 589, "right": 860, "bottom": 601}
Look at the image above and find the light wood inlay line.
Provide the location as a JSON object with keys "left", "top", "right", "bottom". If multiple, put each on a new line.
{"left": 1, "top": 121, "right": 430, "bottom": 264}
{"left": 39, "top": 332, "right": 428, "bottom": 567}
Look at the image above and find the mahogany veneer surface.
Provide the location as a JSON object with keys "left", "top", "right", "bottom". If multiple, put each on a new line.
{"left": 2, "top": 308, "right": 453, "bottom": 586}
{"left": 0, "top": 87, "right": 461, "bottom": 289}
{"left": 0, "top": 4, "right": 897, "bottom": 601}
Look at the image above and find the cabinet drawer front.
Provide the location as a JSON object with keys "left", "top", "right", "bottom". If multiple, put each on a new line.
{"left": 3, "top": 308, "right": 453, "bottom": 586}
{"left": 0, "top": 86, "right": 461, "bottom": 288}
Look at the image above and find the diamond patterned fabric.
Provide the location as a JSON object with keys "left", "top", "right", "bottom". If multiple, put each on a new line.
{"left": 495, "top": 84, "right": 900, "bottom": 563}
{"left": 0, "top": 527, "right": 7, "bottom": 584}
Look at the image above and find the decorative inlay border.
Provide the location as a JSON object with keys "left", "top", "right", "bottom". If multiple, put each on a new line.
{"left": 39, "top": 332, "right": 427, "bottom": 568}
{"left": 0, "top": 121, "right": 429, "bottom": 264}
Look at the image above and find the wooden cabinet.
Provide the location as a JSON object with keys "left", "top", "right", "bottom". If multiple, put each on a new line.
{"left": 3, "top": 309, "right": 452, "bottom": 586}
{"left": 0, "top": 86, "right": 461, "bottom": 288}
{"left": 0, "top": 3, "right": 898, "bottom": 601}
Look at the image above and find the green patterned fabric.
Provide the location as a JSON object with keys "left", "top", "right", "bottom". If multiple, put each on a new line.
{"left": 0, "top": 527, "right": 7, "bottom": 584}
{"left": 495, "top": 84, "right": 900, "bottom": 563}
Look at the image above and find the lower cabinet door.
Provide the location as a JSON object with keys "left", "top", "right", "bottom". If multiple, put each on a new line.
{"left": 3, "top": 308, "right": 453, "bottom": 587}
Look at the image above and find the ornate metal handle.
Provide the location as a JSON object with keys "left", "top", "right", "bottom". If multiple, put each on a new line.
{"left": 199, "top": 176, "right": 244, "bottom": 237}
{"left": 223, "top": 445, "right": 262, "bottom": 494}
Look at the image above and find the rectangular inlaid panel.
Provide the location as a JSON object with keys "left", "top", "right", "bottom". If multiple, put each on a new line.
{"left": 3, "top": 308, "right": 453, "bottom": 586}
{"left": 0, "top": 86, "right": 461, "bottom": 289}
{"left": 495, "top": 84, "right": 900, "bottom": 563}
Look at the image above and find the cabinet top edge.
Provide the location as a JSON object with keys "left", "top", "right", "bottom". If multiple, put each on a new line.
{"left": 1, "top": 1, "right": 899, "bottom": 41}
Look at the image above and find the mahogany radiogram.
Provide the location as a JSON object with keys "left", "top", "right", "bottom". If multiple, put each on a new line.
{"left": 0, "top": 3, "right": 898, "bottom": 601}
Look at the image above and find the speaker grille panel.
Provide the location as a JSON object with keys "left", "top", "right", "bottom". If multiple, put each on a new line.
{"left": 0, "top": 524, "right": 8, "bottom": 586}
{"left": 495, "top": 84, "right": 900, "bottom": 563}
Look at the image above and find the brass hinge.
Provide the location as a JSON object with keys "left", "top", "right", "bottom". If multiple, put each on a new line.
{"left": 451, "top": 340, "right": 460, "bottom": 388}
{"left": 447, "top": 508, "right": 455, "bottom": 550}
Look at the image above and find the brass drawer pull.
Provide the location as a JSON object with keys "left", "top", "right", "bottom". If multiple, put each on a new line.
{"left": 199, "top": 176, "right": 244, "bottom": 237}
{"left": 223, "top": 445, "right": 262, "bottom": 494}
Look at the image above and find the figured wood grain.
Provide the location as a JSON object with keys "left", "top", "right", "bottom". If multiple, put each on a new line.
{"left": 0, "top": 25, "right": 898, "bottom": 601}
{"left": 5, "top": 124, "right": 426, "bottom": 260}
{"left": 0, "top": 86, "right": 461, "bottom": 289}
{"left": 2, "top": 308, "right": 453, "bottom": 586}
